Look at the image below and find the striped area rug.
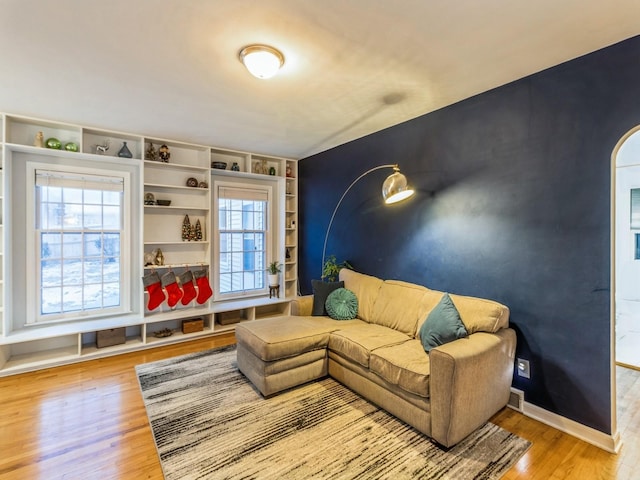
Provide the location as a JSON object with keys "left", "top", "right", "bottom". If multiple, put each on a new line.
{"left": 136, "top": 345, "right": 530, "bottom": 479}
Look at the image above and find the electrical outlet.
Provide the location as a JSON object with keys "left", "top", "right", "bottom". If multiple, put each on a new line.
{"left": 517, "top": 358, "right": 530, "bottom": 379}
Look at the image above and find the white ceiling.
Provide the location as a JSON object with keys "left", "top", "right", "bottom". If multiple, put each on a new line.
{"left": 1, "top": 0, "right": 639, "bottom": 159}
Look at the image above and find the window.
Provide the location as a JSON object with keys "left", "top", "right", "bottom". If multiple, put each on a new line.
{"left": 215, "top": 183, "right": 272, "bottom": 299}
{"left": 632, "top": 188, "right": 640, "bottom": 229}
{"left": 28, "top": 168, "right": 128, "bottom": 323}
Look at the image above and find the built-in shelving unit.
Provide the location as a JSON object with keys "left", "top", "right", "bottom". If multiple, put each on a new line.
{"left": 0, "top": 113, "right": 298, "bottom": 376}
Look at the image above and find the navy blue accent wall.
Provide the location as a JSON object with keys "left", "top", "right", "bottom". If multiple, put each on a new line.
{"left": 299, "top": 36, "right": 640, "bottom": 434}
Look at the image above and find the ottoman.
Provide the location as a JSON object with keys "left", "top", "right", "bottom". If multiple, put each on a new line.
{"left": 235, "top": 316, "right": 358, "bottom": 396}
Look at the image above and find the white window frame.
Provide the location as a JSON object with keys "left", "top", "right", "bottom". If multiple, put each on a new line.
{"left": 213, "top": 179, "right": 274, "bottom": 301}
{"left": 25, "top": 162, "right": 132, "bottom": 324}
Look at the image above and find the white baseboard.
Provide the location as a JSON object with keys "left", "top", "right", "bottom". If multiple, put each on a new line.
{"left": 522, "top": 401, "right": 622, "bottom": 453}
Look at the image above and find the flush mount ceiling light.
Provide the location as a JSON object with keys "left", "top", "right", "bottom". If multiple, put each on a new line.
{"left": 239, "top": 44, "right": 285, "bottom": 79}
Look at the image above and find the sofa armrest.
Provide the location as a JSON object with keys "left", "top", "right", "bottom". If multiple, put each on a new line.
{"left": 429, "top": 328, "right": 516, "bottom": 447}
{"left": 291, "top": 295, "right": 314, "bottom": 316}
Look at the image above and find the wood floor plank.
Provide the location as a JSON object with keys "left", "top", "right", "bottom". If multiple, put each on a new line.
{"left": 0, "top": 333, "right": 638, "bottom": 480}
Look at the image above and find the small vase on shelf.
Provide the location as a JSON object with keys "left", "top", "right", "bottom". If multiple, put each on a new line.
{"left": 118, "top": 141, "right": 133, "bottom": 158}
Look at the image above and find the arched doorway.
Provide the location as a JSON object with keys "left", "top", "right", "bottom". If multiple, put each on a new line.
{"left": 614, "top": 127, "right": 640, "bottom": 370}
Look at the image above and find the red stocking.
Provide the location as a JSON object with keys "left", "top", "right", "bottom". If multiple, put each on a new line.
{"left": 161, "top": 271, "right": 183, "bottom": 308}
{"left": 194, "top": 269, "right": 213, "bottom": 304}
{"left": 142, "top": 271, "right": 165, "bottom": 311}
{"left": 179, "top": 270, "right": 197, "bottom": 305}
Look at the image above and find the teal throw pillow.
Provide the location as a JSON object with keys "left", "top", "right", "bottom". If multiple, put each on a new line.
{"left": 325, "top": 288, "right": 358, "bottom": 320}
{"left": 419, "top": 293, "right": 468, "bottom": 352}
{"left": 311, "top": 280, "right": 344, "bottom": 316}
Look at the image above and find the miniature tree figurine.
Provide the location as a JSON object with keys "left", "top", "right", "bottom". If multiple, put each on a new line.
{"left": 182, "top": 215, "right": 191, "bottom": 241}
{"left": 195, "top": 219, "right": 202, "bottom": 241}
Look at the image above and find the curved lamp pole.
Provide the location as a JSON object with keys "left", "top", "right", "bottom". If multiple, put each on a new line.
{"left": 321, "top": 164, "right": 415, "bottom": 275}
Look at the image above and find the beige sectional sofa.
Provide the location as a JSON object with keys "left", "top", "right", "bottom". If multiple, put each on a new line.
{"left": 235, "top": 269, "right": 516, "bottom": 447}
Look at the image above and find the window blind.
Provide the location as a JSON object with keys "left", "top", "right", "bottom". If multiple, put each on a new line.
{"left": 218, "top": 186, "right": 268, "bottom": 202}
{"left": 35, "top": 170, "right": 124, "bottom": 192}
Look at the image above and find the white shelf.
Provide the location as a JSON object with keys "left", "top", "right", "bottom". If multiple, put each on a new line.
{"left": 0, "top": 112, "right": 298, "bottom": 377}
{"left": 143, "top": 241, "right": 209, "bottom": 246}
{"left": 143, "top": 159, "right": 209, "bottom": 172}
{"left": 144, "top": 205, "right": 208, "bottom": 211}
{"left": 144, "top": 262, "right": 209, "bottom": 270}
{"left": 2, "top": 345, "right": 79, "bottom": 372}
{"left": 144, "top": 182, "right": 209, "bottom": 191}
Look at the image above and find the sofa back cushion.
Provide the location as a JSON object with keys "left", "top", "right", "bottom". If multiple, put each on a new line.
{"left": 416, "top": 290, "right": 509, "bottom": 334}
{"left": 369, "top": 280, "right": 431, "bottom": 336}
{"left": 339, "top": 269, "right": 383, "bottom": 322}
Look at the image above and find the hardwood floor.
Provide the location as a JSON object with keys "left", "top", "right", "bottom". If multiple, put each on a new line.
{"left": 0, "top": 335, "right": 638, "bottom": 480}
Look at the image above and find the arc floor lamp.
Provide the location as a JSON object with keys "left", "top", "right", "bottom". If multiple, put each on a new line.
{"left": 321, "top": 164, "right": 415, "bottom": 273}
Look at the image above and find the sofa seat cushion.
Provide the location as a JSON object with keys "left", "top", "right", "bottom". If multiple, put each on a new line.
{"left": 369, "top": 340, "right": 431, "bottom": 398}
{"left": 328, "top": 323, "right": 411, "bottom": 368}
{"left": 236, "top": 316, "right": 363, "bottom": 362}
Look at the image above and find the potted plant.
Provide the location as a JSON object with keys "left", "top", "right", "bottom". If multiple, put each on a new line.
{"left": 267, "top": 261, "right": 282, "bottom": 287}
{"left": 321, "top": 255, "right": 353, "bottom": 282}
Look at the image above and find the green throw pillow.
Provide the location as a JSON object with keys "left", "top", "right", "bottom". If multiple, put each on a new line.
{"left": 311, "top": 280, "right": 344, "bottom": 316}
{"left": 419, "top": 293, "right": 468, "bottom": 352}
{"left": 325, "top": 288, "right": 358, "bottom": 320}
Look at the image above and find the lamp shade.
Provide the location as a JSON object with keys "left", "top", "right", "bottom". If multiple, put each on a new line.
{"left": 382, "top": 169, "right": 415, "bottom": 204}
{"left": 239, "top": 45, "right": 285, "bottom": 79}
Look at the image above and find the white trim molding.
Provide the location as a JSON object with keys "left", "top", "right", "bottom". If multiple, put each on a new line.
{"left": 522, "top": 401, "right": 622, "bottom": 453}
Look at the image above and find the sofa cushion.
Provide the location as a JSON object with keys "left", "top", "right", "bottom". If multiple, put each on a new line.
{"left": 416, "top": 290, "right": 510, "bottom": 334}
{"left": 325, "top": 288, "right": 358, "bottom": 320}
{"left": 328, "top": 323, "right": 411, "bottom": 368}
{"left": 339, "top": 269, "right": 383, "bottom": 322}
{"left": 370, "top": 340, "right": 431, "bottom": 398}
{"left": 311, "top": 280, "right": 344, "bottom": 316}
{"left": 450, "top": 293, "right": 510, "bottom": 333}
{"left": 235, "top": 316, "right": 359, "bottom": 362}
{"left": 369, "top": 280, "right": 431, "bottom": 336}
{"left": 418, "top": 293, "right": 468, "bottom": 352}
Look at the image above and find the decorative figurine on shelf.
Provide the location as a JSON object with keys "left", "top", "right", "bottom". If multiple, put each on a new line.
{"left": 144, "top": 251, "right": 155, "bottom": 266}
{"left": 269, "top": 166, "right": 276, "bottom": 176}
{"left": 182, "top": 215, "right": 191, "bottom": 241}
{"left": 144, "top": 192, "right": 156, "bottom": 205}
{"left": 65, "top": 142, "right": 78, "bottom": 152}
{"left": 252, "top": 161, "right": 263, "bottom": 174}
{"left": 145, "top": 142, "right": 158, "bottom": 161}
{"left": 195, "top": 219, "right": 202, "bottom": 241}
{"left": 34, "top": 131, "right": 44, "bottom": 148}
{"left": 154, "top": 248, "right": 165, "bottom": 266}
{"left": 118, "top": 141, "right": 133, "bottom": 158}
{"left": 46, "top": 137, "right": 62, "bottom": 149}
{"left": 231, "top": 162, "right": 240, "bottom": 171}
{"left": 286, "top": 164, "right": 293, "bottom": 177}
{"left": 96, "top": 139, "right": 110, "bottom": 155}
{"left": 159, "top": 144, "right": 170, "bottom": 162}
{"left": 286, "top": 248, "right": 291, "bottom": 259}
